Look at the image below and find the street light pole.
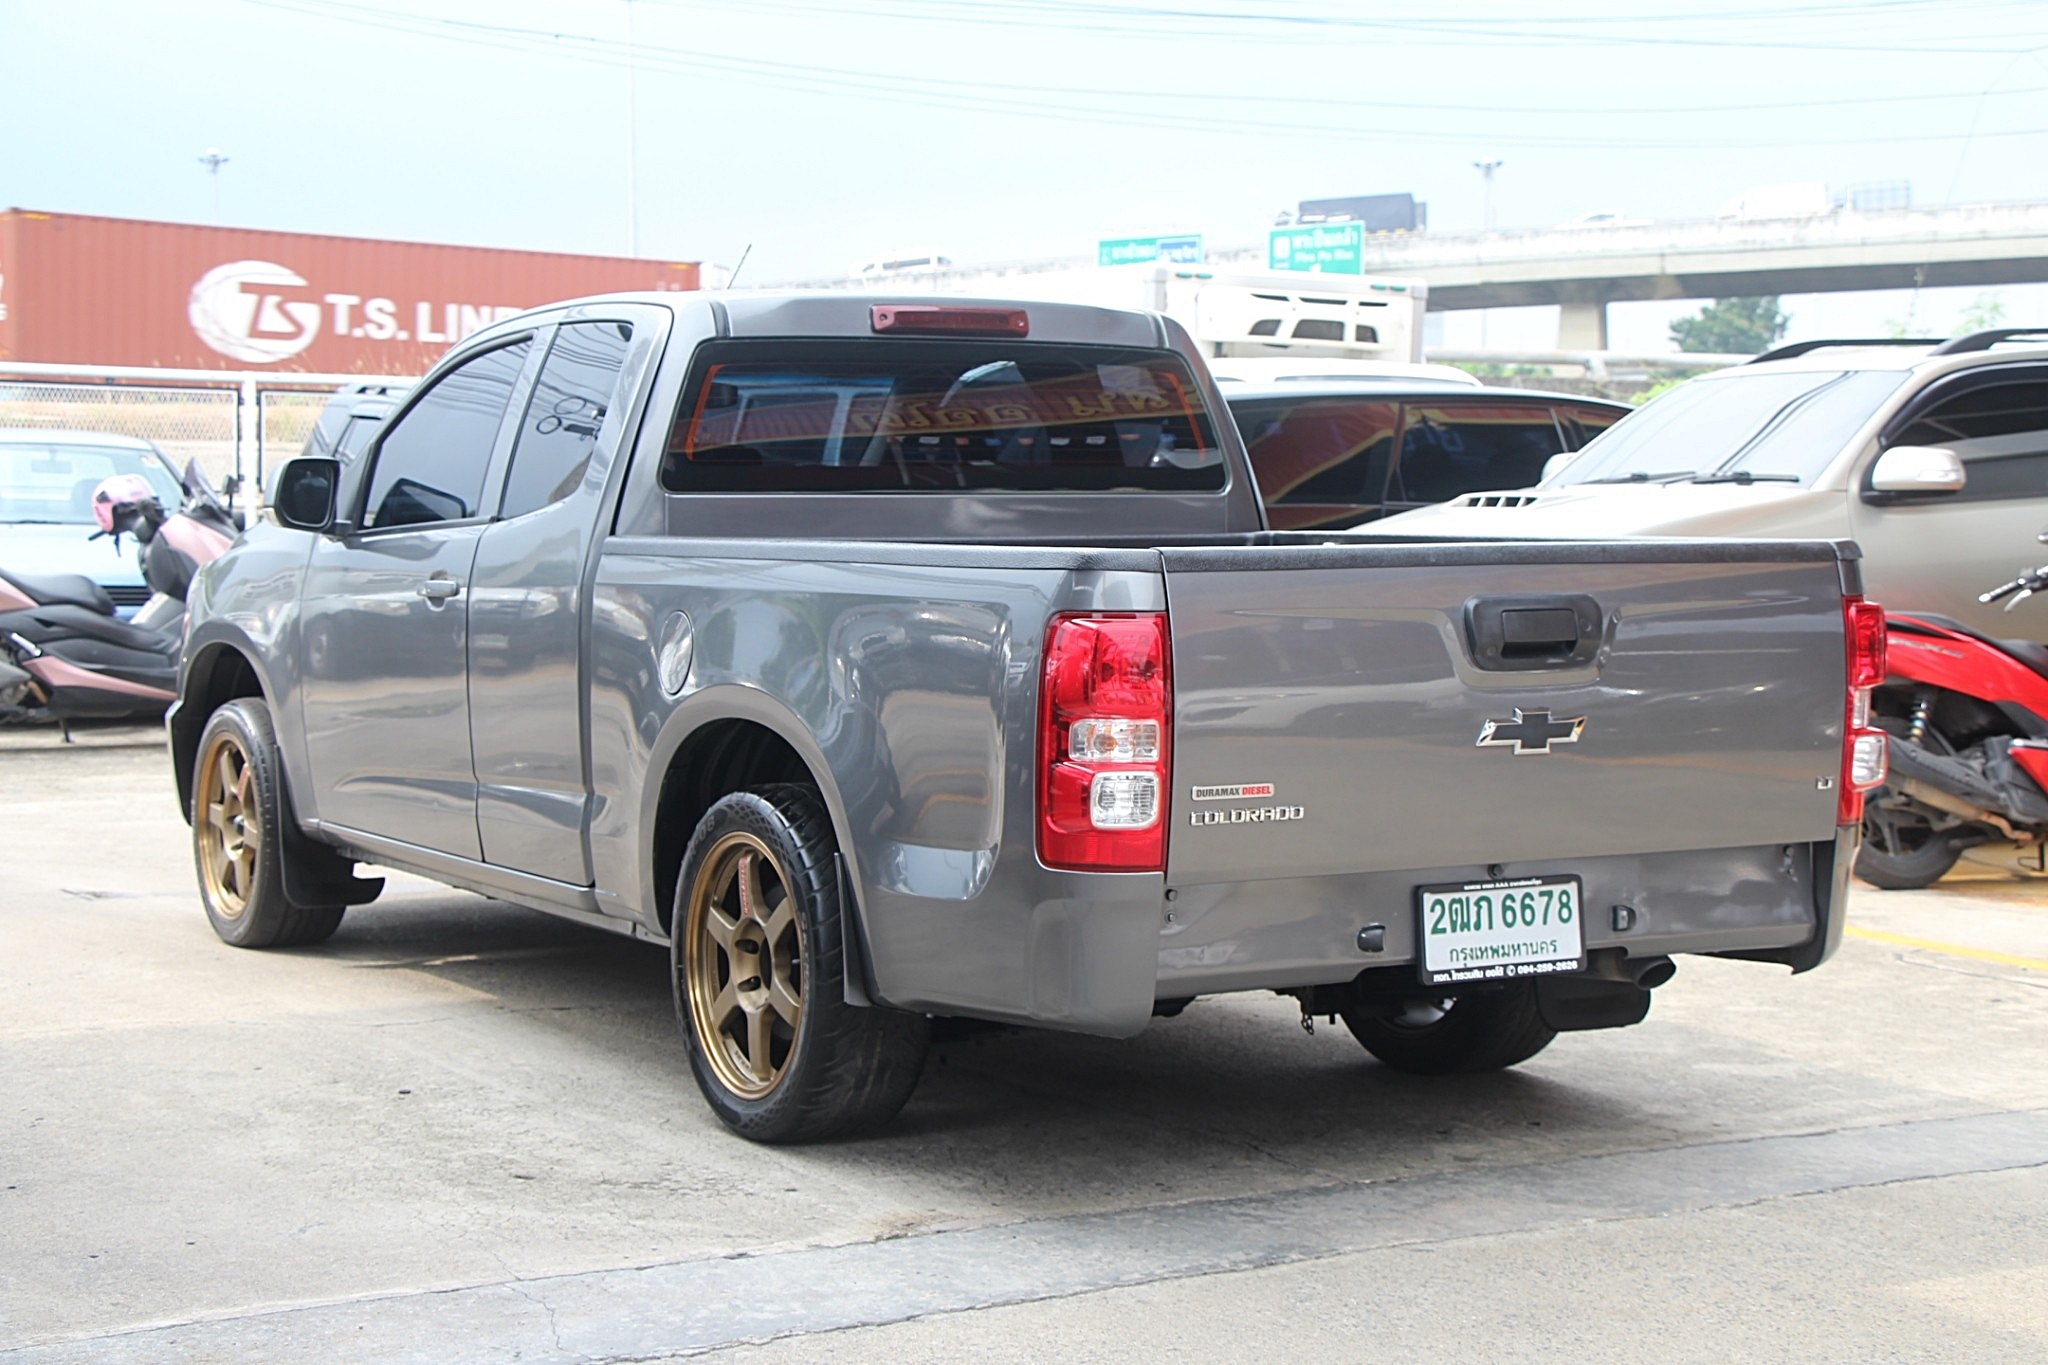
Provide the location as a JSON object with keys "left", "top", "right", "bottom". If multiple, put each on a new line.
{"left": 1471, "top": 158, "right": 1504, "bottom": 349}
{"left": 1472, "top": 158, "right": 1504, "bottom": 230}
{"left": 624, "top": 0, "right": 639, "bottom": 256}
{"left": 198, "top": 148, "right": 230, "bottom": 222}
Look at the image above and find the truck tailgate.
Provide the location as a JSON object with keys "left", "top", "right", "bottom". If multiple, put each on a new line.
{"left": 1160, "top": 541, "right": 1850, "bottom": 887}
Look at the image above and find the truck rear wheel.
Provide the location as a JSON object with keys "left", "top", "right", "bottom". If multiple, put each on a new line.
{"left": 1340, "top": 984, "right": 1556, "bottom": 1075}
{"left": 673, "top": 785, "right": 928, "bottom": 1143}
{"left": 192, "top": 699, "right": 346, "bottom": 948}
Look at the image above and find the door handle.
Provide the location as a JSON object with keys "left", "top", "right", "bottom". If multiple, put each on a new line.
{"left": 418, "top": 577, "right": 462, "bottom": 602}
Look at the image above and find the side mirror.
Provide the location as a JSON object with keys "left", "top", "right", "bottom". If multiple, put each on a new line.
{"left": 270, "top": 457, "right": 341, "bottom": 533}
{"left": 1540, "top": 450, "right": 1580, "bottom": 484}
{"left": 1869, "top": 444, "right": 1965, "bottom": 495}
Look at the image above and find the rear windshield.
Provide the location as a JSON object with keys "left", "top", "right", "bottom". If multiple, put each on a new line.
{"left": 660, "top": 340, "right": 1226, "bottom": 494}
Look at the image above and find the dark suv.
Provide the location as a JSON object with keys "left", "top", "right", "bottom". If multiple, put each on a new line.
{"left": 1222, "top": 377, "right": 1630, "bottom": 529}
{"left": 297, "top": 380, "right": 414, "bottom": 466}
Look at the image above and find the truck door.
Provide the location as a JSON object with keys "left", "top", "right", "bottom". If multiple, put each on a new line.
{"left": 467, "top": 317, "right": 645, "bottom": 885}
{"left": 298, "top": 337, "right": 534, "bottom": 859}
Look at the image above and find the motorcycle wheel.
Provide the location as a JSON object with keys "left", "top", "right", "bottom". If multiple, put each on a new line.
{"left": 1856, "top": 797, "right": 1963, "bottom": 890}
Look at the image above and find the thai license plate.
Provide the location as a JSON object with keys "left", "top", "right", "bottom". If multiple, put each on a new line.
{"left": 1416, "top": 876, "right": 1585, "bottom": 985}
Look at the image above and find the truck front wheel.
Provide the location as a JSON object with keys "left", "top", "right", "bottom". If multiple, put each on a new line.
{"left": 673, "top": 785, "right": 928, "bottom": 1143}
{"left": 192, "top": 698, "right": 346, "bottom": 948}
{"left": 1340, "top": 984, "right": 1556, "bottom": 1075}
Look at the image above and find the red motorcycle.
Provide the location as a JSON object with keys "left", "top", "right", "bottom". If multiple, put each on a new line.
{"left": 1859, "top": 558, "right": 2048, "bottom": 888}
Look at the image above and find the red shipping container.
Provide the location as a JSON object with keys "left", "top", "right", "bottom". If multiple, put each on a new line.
{"left": 0, "top": 209, "right": 700, "bottom": 374}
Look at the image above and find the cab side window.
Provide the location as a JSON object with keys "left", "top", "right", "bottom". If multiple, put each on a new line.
{"left": 361, "top": 339, "right": 531, "bottom": 529}
{"left": 1892, "top": 374, "right": 2048, "bottom": 504}
{"left": 500, "top": 322, "right": 635, "bottom": 521}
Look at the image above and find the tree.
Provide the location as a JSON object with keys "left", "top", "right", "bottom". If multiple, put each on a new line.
{"left": 1669, "top": 297, "right": 1790, "bottom": 355}
{"left": 1956, "top": 291, "right": 2007, "bottom": 335}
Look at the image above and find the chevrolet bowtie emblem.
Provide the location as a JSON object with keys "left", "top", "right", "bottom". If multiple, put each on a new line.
{"left": 1477, "top": 707, "right": 1586, "bottom": 755}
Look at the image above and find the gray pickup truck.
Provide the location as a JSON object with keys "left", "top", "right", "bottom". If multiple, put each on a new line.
{"left": 169, "top": 292, "right": 1885, "bottom": 1142}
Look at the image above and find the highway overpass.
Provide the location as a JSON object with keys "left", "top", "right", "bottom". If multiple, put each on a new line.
{"left": 792, "top": 199, "right": 2048, "bottom": 350}
{"left": 1326, "top": 199, "right": 2048, "bottom": 348}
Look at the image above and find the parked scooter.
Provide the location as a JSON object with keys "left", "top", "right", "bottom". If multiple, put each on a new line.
{"left": 1859, "top": 544, "right": 2048, "bottom": 888}
{"left": 0, "top": 462, "right": 237, "bottom": 733}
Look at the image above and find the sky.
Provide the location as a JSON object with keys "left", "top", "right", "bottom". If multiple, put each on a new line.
{"left": 5, "top": 0, "right": 2048, "bottom": 352}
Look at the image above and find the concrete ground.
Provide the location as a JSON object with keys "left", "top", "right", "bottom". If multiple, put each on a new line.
{"left": 2, "top": 722, "right": 2045, "bottom": 1362}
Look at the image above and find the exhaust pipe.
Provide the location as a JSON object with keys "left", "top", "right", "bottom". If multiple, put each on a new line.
{"left": 1586, "top": 949, "right": 1676, "bottom": 989}
{"left": 1892, "top": 775, "right": 2030, "bottom": 843}
{"left": 1630, "top": 956, "right": 1677, "bottom": 989}
{"left": 1887, "top": 741, "right": 2036, "bottom": 827}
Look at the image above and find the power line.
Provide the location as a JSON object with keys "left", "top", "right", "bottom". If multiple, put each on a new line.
{"left": 646, "top": 0, "right": 2048, "bottom": 54}
{"left": 236, "top": 0, "right": 2048, "bottom": 150}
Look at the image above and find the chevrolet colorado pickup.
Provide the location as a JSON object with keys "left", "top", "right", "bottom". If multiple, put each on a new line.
{"left": 169, "top": 292, "right": 1884, "bottom": 1142}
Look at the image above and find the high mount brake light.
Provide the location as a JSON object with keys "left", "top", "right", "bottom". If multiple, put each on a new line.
{"left": 1038, "top": 613, "right": 1171, "bottom": 872}
{"left": 1840, "top": 595, "right": 1888, "bottom": 825}
{"left": 870, "top": 305, "right": 1029, "bottom": 336}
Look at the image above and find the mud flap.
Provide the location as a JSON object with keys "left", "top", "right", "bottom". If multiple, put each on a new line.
{"left": 1536, "top": 977, "right": 1651, "bottom": 1033}
{"left": 836, "top": 852, "right": 875, "bottom": 1008}
{"left": 278, "top": 787, "right": 384, "bottom": 909}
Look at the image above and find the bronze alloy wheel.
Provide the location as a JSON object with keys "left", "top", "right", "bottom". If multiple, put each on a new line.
{"left": 196, "top": 730, "right": 260, "bottom": 920}
{"left": 684, "top": 830, "right": 805, "bottom": 1099}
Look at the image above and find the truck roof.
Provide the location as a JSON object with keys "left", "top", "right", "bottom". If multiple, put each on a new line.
{"left": 469, "top": 289, "right": 1181, "bottom": 352}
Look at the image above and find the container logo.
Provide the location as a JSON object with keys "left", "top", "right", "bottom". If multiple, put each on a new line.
{"left": 188, "top": 260, "right": 322, "bottom": 363}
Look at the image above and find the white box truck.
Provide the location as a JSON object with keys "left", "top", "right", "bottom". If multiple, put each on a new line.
{"left": 940, "top": 264, "right": 1429, "bottom": 363}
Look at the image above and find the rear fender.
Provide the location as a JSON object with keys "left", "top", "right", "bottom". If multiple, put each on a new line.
{"left": 638, "top": 685, "right": 879, "bottom": 1004}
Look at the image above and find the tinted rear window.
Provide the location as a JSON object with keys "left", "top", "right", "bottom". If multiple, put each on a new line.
{"left": 1229, "top": 395, "right": 1398, "bottom": 506}
{"left": 660, "top": 340, "right": 1225, "bottom": 494}
{"left": 1389, "top": 401, "right": 1565, "bottom": 503}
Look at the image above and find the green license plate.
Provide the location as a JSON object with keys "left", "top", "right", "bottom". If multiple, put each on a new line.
{"left": 1416, "top": 876, "right": 1585, "bottom": 985}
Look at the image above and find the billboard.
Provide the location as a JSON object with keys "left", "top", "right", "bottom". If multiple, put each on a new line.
{"left": 0, "top": 209, "right": 700, "bottom": 373}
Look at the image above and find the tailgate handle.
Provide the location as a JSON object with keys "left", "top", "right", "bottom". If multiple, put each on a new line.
{"left": 1464, "top": 595, "right": 1603, "bottom": 671}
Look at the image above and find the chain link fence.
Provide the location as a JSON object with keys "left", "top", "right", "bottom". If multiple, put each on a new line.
{"left": 0, "top": 364, "right": 417, "bottom": 499}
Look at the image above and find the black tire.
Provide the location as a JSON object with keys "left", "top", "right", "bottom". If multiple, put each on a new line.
{"left": 191, "top": 698, "right": 346, "bottom": 948}
{"left": 1857, "top": 798, "right": 1964, "bottom": 890}
{"left": 1340, "top": 983, "right": 1556, "bottom": 1075}
{"left": 672, "top": 784, "right": 928, "bottom": 1143}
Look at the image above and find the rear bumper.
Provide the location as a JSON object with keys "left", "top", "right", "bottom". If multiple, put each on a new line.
{"left": 1154, "top": 835, "right": 1852, "bottom": 1000}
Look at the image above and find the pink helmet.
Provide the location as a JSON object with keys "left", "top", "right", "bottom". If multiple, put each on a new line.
{"left": 92, "top": 474, "right": 159, "bottom": 534}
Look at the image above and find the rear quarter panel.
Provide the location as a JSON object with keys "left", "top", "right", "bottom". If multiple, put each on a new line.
{"left": 586, "top": 541, "right": 1172, "bottom": 1035}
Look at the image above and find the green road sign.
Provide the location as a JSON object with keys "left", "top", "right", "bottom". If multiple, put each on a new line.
{"left": 1268, "top": 222, "right": 1364, "bottom": 273}
{"left": 1098, "top": 234, "right": 1205, "bottom": 267}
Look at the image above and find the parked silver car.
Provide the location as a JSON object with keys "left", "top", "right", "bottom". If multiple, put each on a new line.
{"left": 1371, "top": 330, "right": 2048, "bottom": 638}
{"left": 0, "top": 430, "right": 184, "bottom": 616}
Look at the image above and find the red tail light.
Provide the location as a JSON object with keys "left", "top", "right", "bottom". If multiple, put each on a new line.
{"left": 1840, "top": 595, "right": 1888, "bottom": 824}
{"left": 1845, "top": 597, "right": 1886, "bottom": 689}
{"left": 1038, "top": 613, "right": 1171, "bottom": 872}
